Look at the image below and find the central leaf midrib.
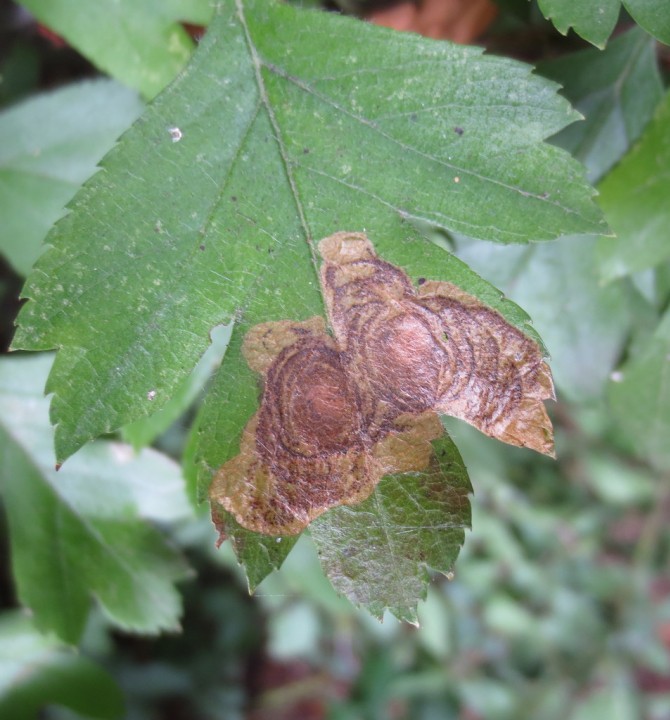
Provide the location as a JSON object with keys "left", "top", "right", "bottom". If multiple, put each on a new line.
{"left": 234, "top": 0, "right": 321, "bottom": 287}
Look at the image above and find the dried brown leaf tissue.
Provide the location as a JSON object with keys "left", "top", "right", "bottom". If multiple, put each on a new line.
{"left": 210, "top": 232, "right": 555, "bottom": 537}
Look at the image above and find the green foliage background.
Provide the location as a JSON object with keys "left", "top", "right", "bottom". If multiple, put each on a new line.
{"left": 1, "top": 0, "right": 669, "bottom": 718}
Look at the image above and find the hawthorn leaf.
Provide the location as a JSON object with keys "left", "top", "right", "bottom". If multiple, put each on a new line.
{"left": 209, "top": 233, "right": 553, "bottom": 538}
{"left": 453, "top": 234, "right": 631, "bottom": 402}
{"left": 13, "top": 0, "right": 604, "bottom": 467}
{"left": 121, "top": 322, "right": 232, "bottom": 451}
{"left": 214, "top": 511, "right": 300, "bottom": 592}
{"left": 608, "top": 308, "right": 670, "bottom": 472}
{"left": 451, "top": 31, "right": 662, "bottom": 401}
{"left": 597, "top": 90, "right": 670, "bottom": 282}
{"left": 536, "top": 0, "right": 670, "bottom": 47}
{"left": 310, "top": 435, "right": 472, "bottom": 623}
{"left": 0, "top": 611, "right": 124, "bottom": 720}
{"left": 0, "top": 79, "right": 143, "bottom": 276}
{"left": 0, "top": 354, "right": 193, "bottom": 644}
{"left": 18, "top": 0, "right": 215, "bottom": 98}
{"left": 537, "top": 0, "right": 620, "bottom": 48}
{"left": 624, "top": 0, "right": 670, "bottom": 45}
{"left": 539, "top": 27, "right": 663, "bottom": 183}
{"left": 195, "top": 236, "right": 553, "bottom": 589}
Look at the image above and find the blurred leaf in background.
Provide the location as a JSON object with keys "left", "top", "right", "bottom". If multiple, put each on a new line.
{"left": 0, "top": 612, "right": 124, "bottom": 720}
{"left": 0, "top": 79, "right": 143, "bottom": 276}
{"left": 0, "top": 354, "right": 193, "bottom": 644}
{"left": 16, "top": 0, "right": 215, "bottom": 98}
{"left": 597, "top": 90, "right": 670, "bottom": 283}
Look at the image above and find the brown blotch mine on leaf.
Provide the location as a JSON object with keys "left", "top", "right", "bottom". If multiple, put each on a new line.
{"left": 210, "top": 232, "right": 555, "bottom": 536}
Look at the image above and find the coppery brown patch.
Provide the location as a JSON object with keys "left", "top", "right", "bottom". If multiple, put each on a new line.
{"left": 210, "top": 232, "right": 555, "bottom": 536}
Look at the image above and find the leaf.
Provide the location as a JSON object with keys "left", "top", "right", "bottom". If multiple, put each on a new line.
{"left": 451, "top": 33, "right": 661, "bottom": 401}
{"left": 0, "top": 611, "right": 124, "bottom": 720}
{"left": 0, "top": 354, "right": 193, "bottom": 644}
{"left": 12, "top": 0, "right": 604, "bottom": 467}
{"left": 0, "top": 79, "right": 143, "bottom": 276}
{"left": 536, "top": 0, "right": 670, "bottom": 47}
{"left": 597, "top": 90, "right": 670, "bottom": 282}
{"left": 452, "top": 234, "right": 632, "bottom": 402}
{"left": 539, "top": 27, "right": 663, "bottom": 183}
{"left": 121, "top": 322, "right": 232, "bottom": 451}
{"left": 211, "top": 509, "right": 300, "bottom": 591}
{"left": 537, "top": 0, "right": 620, "bottom": 48}
{"left": 18, "top": 0, "right": 215, "bottom": 98}
{"left": 608, "top": 307, "right": 670, "bottom": 472}
{"left": 203, "top": 233, "right": 551, "bottom": 595}
{"left": 209, "top": 233, "right": 553, "bottom": 537}
{"left": 624, "top": 0, "right": 670, "bottom": 45}
{"left": 197, "top": 226, "right": 543, "bottom": 590}
{"left": 309, "top": 434, "right": 472, "bottom": 623}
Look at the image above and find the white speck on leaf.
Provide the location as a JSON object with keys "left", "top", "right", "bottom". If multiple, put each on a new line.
{"left": 610, "top": 371, "right": 624, "bottom": 383}
{"left": 147, "top": 390, "right": 157, "bottom": 400}
{"left": 111, "top": 444, "right": 134, "bottom": 463}
{"left": 168, "top": 127, "right": 183, "bottom": 142}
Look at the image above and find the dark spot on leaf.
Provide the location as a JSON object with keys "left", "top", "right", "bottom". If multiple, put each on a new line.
{"left": 454, "top": 126, "right": 464, "bottom": 136}
{"left": 410, "top": 113, "right": 418, "bottom": 122}
{"left": 231, "top": 196, "right": 237, "bottom": 202}
{"left": 303, "top": 147, "right": 310, "bottom": 154}
{"left": 199, "top": 244, "right": 206, "bottom": 251}
{"left": 418, "top": 277, "right": 426, "bottom": 285}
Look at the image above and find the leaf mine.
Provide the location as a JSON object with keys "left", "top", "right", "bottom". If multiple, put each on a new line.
{"left": 210, "top": 232, "right": 555, "bottom": 536}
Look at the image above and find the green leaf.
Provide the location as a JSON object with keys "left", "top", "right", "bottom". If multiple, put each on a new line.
{"left": 121, "top": 322, "right": 232, "bottom": 451}
{"left": 597, "top": 90, "right": 670, "bottom": 282}
{"left": 608, "top": 307, "right": 670, "bottom": 472}
{"left": 309, "top": 435, "right": 471, "bottom": 623}
{"left": 18, "top": 0, "right": 215, "bottom": 98}
{"left": 220, "top": 515, "right": 300, "bottom": 592}
{"left": 0, "top": 611, "right": 124, "bottom": 720}
{"left": 0, "top": 354, "right": 193, "bottom": 644}
{"left": 624, "top": 0, "right": 670, "bottom": 45}
{"left": 13, "top": 0, "right": 603, "bottom": 466}
{"left": 536, "top": 0, "right": 670, "bottom": 47}
{"left": 0, "top": 79, "right": 143, "bottom": 276}
{"left": 568, "top": 670, "right": 639, "bottom": 720}
{"left": 537, "top": 0, "right": 620, "bottom": 48}
{"left": 539, "top": 27, "right": 663, "bottom": 183}
{"left": 450, "top": 32, "right": 661, "bottom": 401}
